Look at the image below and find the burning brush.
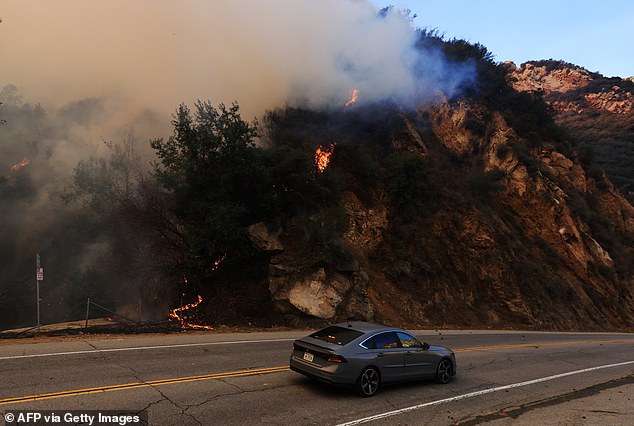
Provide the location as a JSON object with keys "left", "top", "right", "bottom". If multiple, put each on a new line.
{"left": 211, "top": 253, "right": 227, "bottom": 271}
{"left": 168, "top": 294, "right": 213, "bottom": 330}
{"left": 314, "top": 143, "right": 335, "bottom": 174}
{"left": 168, "top": 254, "right": 226, "bottom": 330}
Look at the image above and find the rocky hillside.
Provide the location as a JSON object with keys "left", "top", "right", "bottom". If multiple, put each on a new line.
{"left": 3, "top": 40, "right": 632, "bottom": 333}
{"left": 506, "top": 61, "right": 633, "bottom": 114}
{"left": 505, "top": 60, "right": 634, "bottom": 203}
{"left": 188, "top": 50, "right": 634, "bottom": 332}
{"left": 246, "top": 98, "right": 634, "bottom": 331}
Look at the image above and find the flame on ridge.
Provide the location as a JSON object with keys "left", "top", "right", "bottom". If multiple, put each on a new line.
{"left": 345, "top": 89, "right": 359, "bottom": 107}
{"left": 10, "top": 157, "right": 31, "bottom": 172}
{"left": 314, "top": 143, "right": 335, "bottom": 173}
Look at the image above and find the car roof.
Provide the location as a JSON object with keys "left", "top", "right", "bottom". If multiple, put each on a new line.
{"left": 331, "top": 321, "right": 399, "bottom": 334}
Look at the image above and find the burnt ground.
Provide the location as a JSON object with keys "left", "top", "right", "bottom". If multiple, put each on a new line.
{"left": 0, "top": 317, "right": 309, "bottom": 344}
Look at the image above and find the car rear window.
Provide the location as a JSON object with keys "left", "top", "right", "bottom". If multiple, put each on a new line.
{"left": 310, "top": 326, "right": 364, "bottom": 345}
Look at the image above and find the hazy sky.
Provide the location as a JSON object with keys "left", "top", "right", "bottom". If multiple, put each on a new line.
{"left": 372, "top": 0, "right": 634, "bottom": 78}
{"left": 2, "top": 0, "right": 632, "bottom": 121}
{"left": 0, "top": 0, "right": 473, "bottom": 117}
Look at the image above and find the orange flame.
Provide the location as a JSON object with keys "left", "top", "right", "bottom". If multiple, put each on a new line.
{"left": 168, "top": 295, "right": 213, "bottom": 330}
{"left": 314, "top": 143, "right": 335, "bottom": 173}
{"left": 10, "top": 157, "right": 31, "bottom": 172}
{"left": 345, "top": 89, "right": 359, "bottom": 107}
{"left": 211, "top": 253, "right": 227, "bottom": 271}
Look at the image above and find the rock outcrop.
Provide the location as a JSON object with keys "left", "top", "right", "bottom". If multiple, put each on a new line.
{"left": 249, "top": 220, "right": 374, "bottom": 321}
{"left": 507, "top": 61, "right": 592, "bottom": 94}
{"left": 584, "top": 89, "right": 633, "bottom": 114}
{"left": 507, "top": 60, "right": 634, "bottom": 115}
{"left": 428, "top": 100, "right": 475, "bottom": 155}
{"left": 506, "top": 60, "right": 634, "bottom": 207}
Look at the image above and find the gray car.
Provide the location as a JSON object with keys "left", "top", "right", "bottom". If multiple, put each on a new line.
{"left": 289, "top": 321, "right": 457, "bottom": 396}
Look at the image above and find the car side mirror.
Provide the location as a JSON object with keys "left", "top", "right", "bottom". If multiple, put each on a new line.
{"left": 422, "top": 342, "right": 430, "bottom": 350}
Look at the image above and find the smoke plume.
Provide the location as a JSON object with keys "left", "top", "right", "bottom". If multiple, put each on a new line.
{"left": 2, "top": 0, "right": 474, "bottom": 118}
{"left": 0, "top": 0, "right": 476, "bottom": 329}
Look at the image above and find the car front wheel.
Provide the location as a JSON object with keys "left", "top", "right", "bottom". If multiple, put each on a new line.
{"left": 356, "top": 367, "right": 380, "bottom": 397}
{"left": 435, "top": 359, "right": 453, "bottom": 384}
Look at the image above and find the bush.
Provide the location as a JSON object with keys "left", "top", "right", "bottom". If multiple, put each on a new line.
{"left": 496, "top": 144, "right": 512, "bottom": 159}
{"left": 468, "top": 168, "right": 504, "bottom": 199}
{"left": 385, "top": 151, "right": 429, "bottom": 214}
{"left": 510, "top": 141, "right": 541, "bottom": 177}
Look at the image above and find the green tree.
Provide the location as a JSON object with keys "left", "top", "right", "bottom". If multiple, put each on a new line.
{"left": 150, "top": 101, "right": 270, "bottom": 280}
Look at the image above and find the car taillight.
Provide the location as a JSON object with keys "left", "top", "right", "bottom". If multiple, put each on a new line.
{"left": 327, "top": 354, "right": 347, "bottom": 363}
{"left": 293, "top": 342, "right": 298, "bottom": 351}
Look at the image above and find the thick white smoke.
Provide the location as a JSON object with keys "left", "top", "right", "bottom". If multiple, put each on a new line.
{"left": 2, "top": 0, "right": 474, "bottom": 118}
{"left": 1, "top": 0, "right": 478, "bottom": 328}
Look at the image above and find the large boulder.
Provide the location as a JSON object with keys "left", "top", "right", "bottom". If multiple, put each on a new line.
{"left": 287, "top": 268, "right": 341, "bottom": 319}
{"left": 268, "top": 264, "right": 373, "bottom": 321}
{"left": 247, "top": 222, "right": 283, "bottom": 253}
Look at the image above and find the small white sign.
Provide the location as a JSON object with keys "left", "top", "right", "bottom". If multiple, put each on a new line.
{"left": 36, "top": 268, "right": 43, "bottom": 281}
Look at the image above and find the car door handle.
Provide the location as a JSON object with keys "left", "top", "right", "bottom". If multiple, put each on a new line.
{"left": 376, "top": 353, "right": 385, "bottom": 357}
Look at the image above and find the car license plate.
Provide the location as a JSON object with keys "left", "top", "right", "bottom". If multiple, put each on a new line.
{"left": 303, "top": 352, "right": 314, "bottom": 362}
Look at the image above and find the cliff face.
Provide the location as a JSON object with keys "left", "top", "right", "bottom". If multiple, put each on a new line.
{"left": 375, "top": 102, "right": 633, "bottom": 329}
{"left": 250, "top": 100, "right": 634, "bottom": 330}
{"left": 506, "top": 61, "right": 633, "bottom": 114}
{"left": 506, "top": 61, "right": 593, "bottom": 95}
{"left": 506, "top": 60, "right": 634, "bottom": 204}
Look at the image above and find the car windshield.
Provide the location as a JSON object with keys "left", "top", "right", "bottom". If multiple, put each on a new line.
{"left": 310, "top": 326, "right": 364, "bottom": 345}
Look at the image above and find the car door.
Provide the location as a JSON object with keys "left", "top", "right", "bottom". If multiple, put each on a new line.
{"left": 396, "top": 332, "right": 436, "bottom": 377}
{"left": 370, "top": 332, "right": 408, "bottom": 382}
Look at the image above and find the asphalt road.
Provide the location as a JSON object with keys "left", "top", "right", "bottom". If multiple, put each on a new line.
{"left": 1, "top": 330, "right": 633, "bottom": 425}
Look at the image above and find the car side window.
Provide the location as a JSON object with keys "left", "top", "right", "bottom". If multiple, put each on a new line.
{"left": 360, "top": 337, "right": 376, "bottom": 350}
{"left": 373, "top": 332, "right": 400, "bottom": 349}
{"left": 396, "top": 332, "right": 423, "bottom": 348}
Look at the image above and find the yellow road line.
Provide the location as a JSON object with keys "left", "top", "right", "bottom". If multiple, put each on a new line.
{"left": 2, "top": 338, "right": 632, "bottom": 406}
{"left": 0, "top": 366, "right": 289, "bottom": 406}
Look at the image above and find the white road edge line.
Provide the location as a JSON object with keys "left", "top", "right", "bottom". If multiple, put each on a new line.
{"left": 0, "top": 338, "right": 296, "bottom": 360}
{"left": 336, "top": 360, "right": 634, "bottom": 426}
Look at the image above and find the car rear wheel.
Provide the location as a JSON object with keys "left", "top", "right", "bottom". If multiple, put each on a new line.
{"left": 356, "top": 367, "right": 380, "bottom": 397}
{"left": 435, "top": 359, "right": 452, "bottom": 384}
